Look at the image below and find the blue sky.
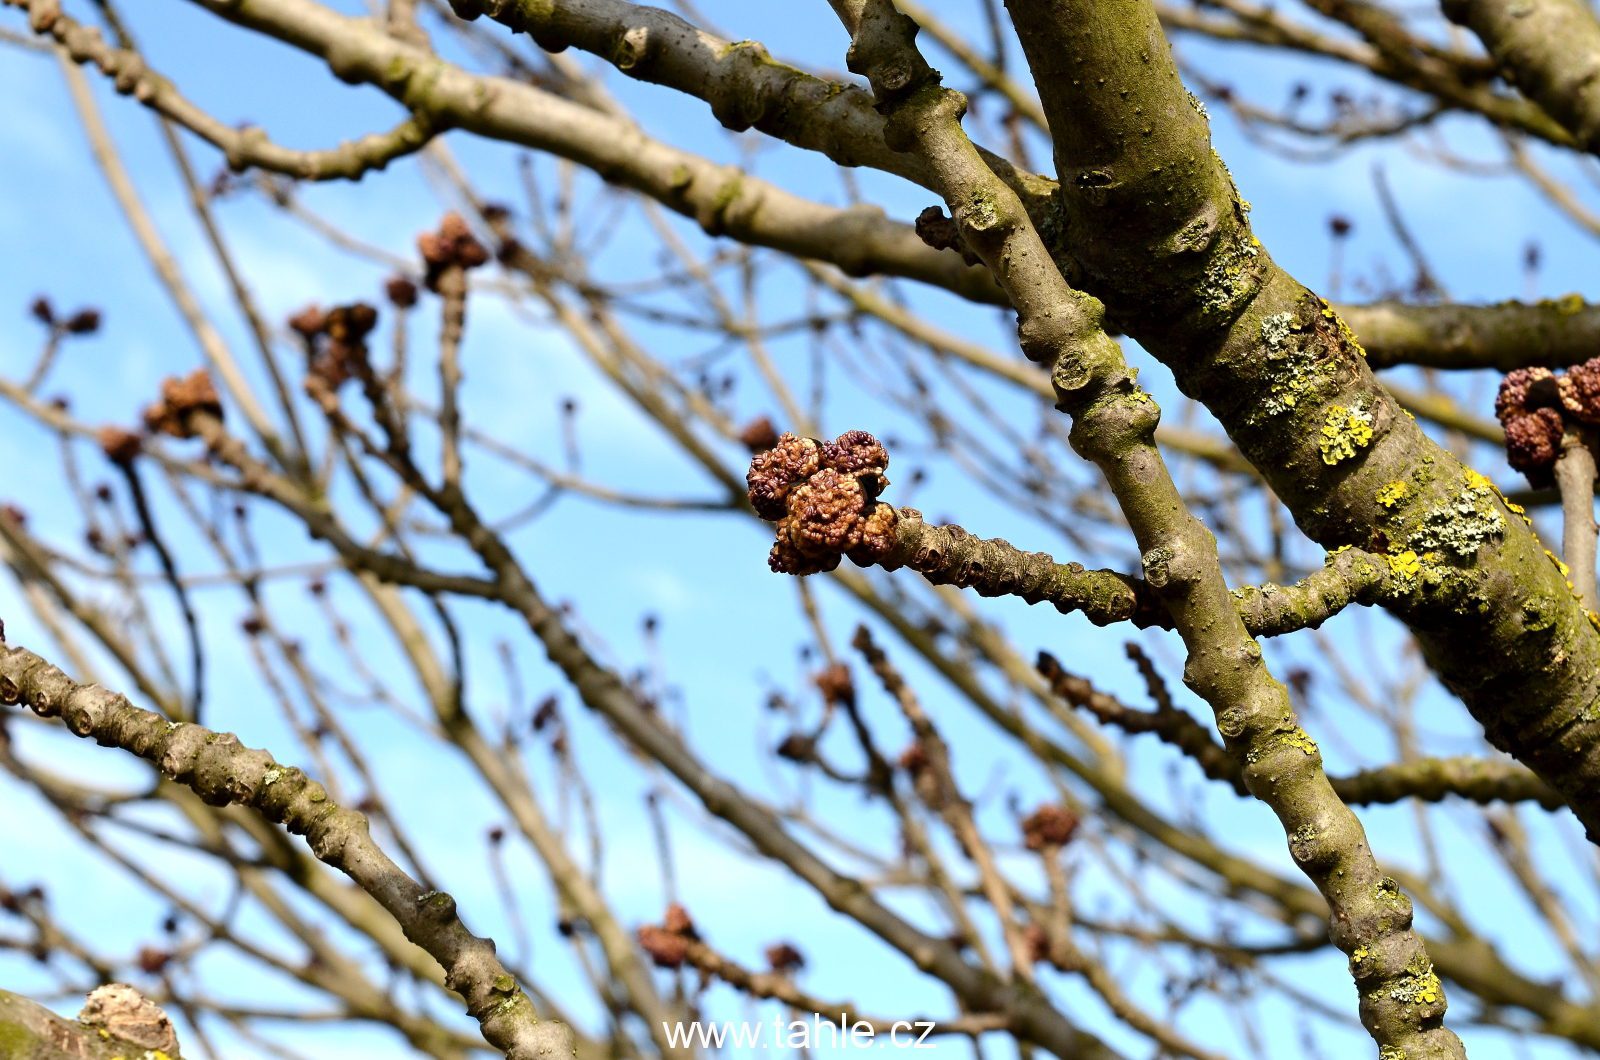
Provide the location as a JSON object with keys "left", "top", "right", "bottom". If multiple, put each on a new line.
{"left": 0, "top": 2, "right": 1597, "bottom": 1058}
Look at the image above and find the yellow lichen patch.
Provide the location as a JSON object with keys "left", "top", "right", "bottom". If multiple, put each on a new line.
{"left": 1390, "top": 968, "right": 1443, "bottom": 1006}
{"left": 1375, "top": 876, "right": 1407, "bottom": 905}
{"left": 1352, "top": 946, "right": 1369, "bottom": 964}
{"left": 1376, "top": 480, "right": 1410, "bottom": 508}
{"left": 1463, "top": 468, "right": 1493, "bottom": 492}
{"left": 1319, "top": 403, "right": 1374, "bottom": 465}
{"left": 1279, "top": 727, "right": 1318, "bottom": 756}
{"left": 1546, "top": 549, "right": 1571, "bottom": 578}
{"left": 1387, "top": 550, "right": 1421, "bottom": 581}
{"left": 1588, "top": 610, "right": 1600, "bottom": 633}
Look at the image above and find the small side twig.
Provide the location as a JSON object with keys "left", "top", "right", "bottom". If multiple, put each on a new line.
{"left": 0, "top": 641, "right": 574, "bottom": 1060}
{"left": 1554, "top": 427, "right": 1599, "bottom": 611}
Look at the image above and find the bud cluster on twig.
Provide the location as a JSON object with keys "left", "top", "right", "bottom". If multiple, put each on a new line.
{"left": 746, "top": 430, "right": 898, "bottom": 575}
{"left": 1497, "top": 361, "right": 1600, "bottom": 483}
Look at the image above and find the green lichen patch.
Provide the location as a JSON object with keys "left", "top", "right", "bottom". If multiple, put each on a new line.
{"left": 1318, "top": 402, "right": 1374, "bottom": 465}
{"left": 1261, "top": 311, "right": 1293, "bottom": 349}
{"left": 1197, "top": 231, "right": 1262, "bottom": 324}
{"left": 1388, "top": 959, "right": 1443, "bottom": 1007}
{"left": 1407, "top": 473, "right": 1505, "bottom": 560}
{"left": 1375, "top": 876, "right": 1408, "bottom": 907}
{"left": 961, "top": 190, "right": 1000, "bottom": 231}
{"left": 1248, "top": 306, "right": 1351, "bottom": 424}
{"left": 1245, "top": 718, "right": 1319, "bottom": 763}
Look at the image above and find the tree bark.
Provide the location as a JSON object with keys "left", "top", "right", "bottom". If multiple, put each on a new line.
{"left": 0, "top": 988, "right": 178, "bottom": 1060}
{"left": 1005, "top": 0, "right": 1600, "bottom": 844}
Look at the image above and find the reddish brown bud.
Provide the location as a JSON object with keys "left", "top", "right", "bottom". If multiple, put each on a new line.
{"left": 62, "top": 308, "right": 101, "bottom": 335}
{"left": 821, "top": 429, "right": 888, "bottom": 482}
{"left": 747, "top": 433, "right": 821, "bottom": 519}
{"left": 325, "top": 302, "right": 378, "bottom": 343}
{"left": 813, "top": 662, "right": 854, "bottom": 707}
{"left": 738, "top": 415, "right": 780, "bottom": 453}
{"left": 419, "top": 212, "right": 490, "bottom": 288}
{"left": 1559, "top": 357, "right": 1600, "bottom": 424}
{"left": 638, "top": 902, "right": 700, "bottom": 969}
{"left": 1504, "top": 408, "right": 1564, "bottom": 472}
{"left": 1021, "top": 804, "right": 1080, "bottom": 851}
{"left": 1023, "top": 923, "right": 1051, "bottom": 963}
{"left": 775, "top": 732, "right": 815, "bottom": 761}
{"left": 764, "top": 942, "right": 806, "bottom": 974}
{"left": 752, "top": 430, "right": 899, "bottom": 574}
{"left": 787, "top": 470, "right": 872, "bottom": 553}
{"left": 768, "top": 523, "right": 839, "bottom": 575}
{"left": 662, "top": 902, "right": 697, "bottom": 938}
{"left": 898, "top": 741, "right": 929, "bottom": 775}
{"left": 1495, "top": 366, "right": 1554, "bottom": 424}
{"left": 288, "top": 304, "right": 328, "bottom": 339}
{"left": 638, "top": 925, "right": 690, "bottom": 969}
{"left": 384, "top": 275, "right": 419, "bottom": 308}
{"left": 97, "top": 426, "right": 142, "bottom": 465}
{"left": 851, "top": 502, "right": 898, "bottom": 563}
{"left": 136, "top": 946, "right": 170, "bottom": 974}
{"left": 29, "top": 296, "right": 54, "bottom": 326}
{"left": 456, "top": 237, "right": 491, "bottom": 270}
{"left": 143, "top": 370, "right": 222, "bottom": 439}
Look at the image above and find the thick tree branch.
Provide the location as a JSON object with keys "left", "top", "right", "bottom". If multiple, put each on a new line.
{"left": 823, "top": 2, "right": 1462, "bottom": 1053}
{"left": 811, "top": 491, "right": 1389, "bottom": 636}
{"left": 1006, "top": 0, "right": 1600, "bottom": 853}
{"left": 0, "top": 642, "right": 575, "bottom": 1060}
{"left": 1444, "top": 0, "right": 1600, "bottom": 154}
{"left": 179, "top": 0, "right": 1002, "bottom": 302}
{"left": 167, "top": 0, "right": 1600, "bottom": 378}
{"left": 1039, "top": 653, "right": 1564, "bottom": 808}
{"left": 0, "top": 987, "right": 180, "bottom": 1060}
{"left": 13, "top": 0, "right": 439, "bottom": 180}
{"left": 1297, "top": 0, "right": 1574, "bottom": 146}
{"left": 1346, "top": 299, "right": 1600, "bottom": 371}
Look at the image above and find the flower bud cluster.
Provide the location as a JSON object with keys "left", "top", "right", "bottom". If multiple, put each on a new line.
{"left": 746, "top": 430, "right": 898, "bottom": 575}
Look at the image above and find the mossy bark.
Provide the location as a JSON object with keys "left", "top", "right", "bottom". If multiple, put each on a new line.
{"left": 839, "top": 1, "right": 1465, "bottom": 1052}
{"left": 0, "top": 989, "right": 175, "bottom": 1060}
{"left": 1006, "top": 0, "right": 1600, "bottom": 848}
